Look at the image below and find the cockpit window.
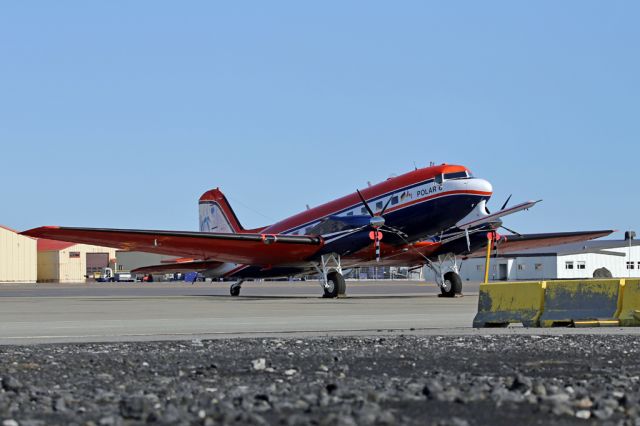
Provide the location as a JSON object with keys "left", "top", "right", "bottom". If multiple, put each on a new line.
{"left": 435, "top": 173, "right": 444, "bottom": 184}
{"left": 444, "top": 171, "right": 468, "bottom": 180}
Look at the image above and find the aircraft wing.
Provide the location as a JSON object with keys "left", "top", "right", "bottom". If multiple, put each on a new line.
{"left": 466, "top": 230, "right": 614, "bottom": 257}
{"left": 22, "top": 226, "right": 323, "bottom": 265}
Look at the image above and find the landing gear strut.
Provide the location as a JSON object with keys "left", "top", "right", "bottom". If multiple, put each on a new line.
{"left": 229, "top": 280, "right": 243, "bottom": 297}
{"left": 315, "top": 253, "right": 346, "bottom": 298}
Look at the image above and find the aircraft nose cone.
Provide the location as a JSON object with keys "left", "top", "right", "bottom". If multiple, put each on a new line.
{"left": 471, "top": 178, "right": 493, "bottom": 195}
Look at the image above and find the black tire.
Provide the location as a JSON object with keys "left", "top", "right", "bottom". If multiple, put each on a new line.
{"left": 323, "top": 272, "right": 346, "bottom": 298}
{"left": 230, "top": 284, "right": 241, "bottom": 297}
{"left": 440, "top": 272, "right": 463, "bottom": 297}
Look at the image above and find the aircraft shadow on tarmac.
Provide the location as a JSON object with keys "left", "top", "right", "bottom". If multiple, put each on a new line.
{"left": 188, "top": 294, "right": 441, "bottom": 301}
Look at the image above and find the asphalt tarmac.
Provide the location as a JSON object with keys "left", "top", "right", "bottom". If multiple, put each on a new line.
{"left": 0, "top": 280, "right": 477, "bottom": 345}
{"left": 1, "top": 280, "right": 640, "bottom": 345}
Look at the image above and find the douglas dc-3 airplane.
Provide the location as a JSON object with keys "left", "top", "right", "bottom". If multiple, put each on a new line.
{"left": 23, "top": 164, "right": 612, "bottom": 298}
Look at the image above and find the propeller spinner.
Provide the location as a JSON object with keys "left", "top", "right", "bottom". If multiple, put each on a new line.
{"left": 356, "top": 190, "right": 406, "bottom": 262}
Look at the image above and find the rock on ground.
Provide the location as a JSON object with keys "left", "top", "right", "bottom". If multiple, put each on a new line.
{"left": 1, "top": 335, "right": 639, "bottom": 425}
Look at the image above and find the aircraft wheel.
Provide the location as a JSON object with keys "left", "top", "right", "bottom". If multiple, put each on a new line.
{"left": 230, "top": 283, "right": 241, "bottom": 297}
{"left": 440, "top": 272, "right": 462, "bottom": 298}
{"left": 323, "top": 272, "right": 346, "bottom": 298}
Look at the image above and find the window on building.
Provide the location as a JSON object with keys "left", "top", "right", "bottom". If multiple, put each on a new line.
{"left": 627, "top": 261, "right": 635, "bottom": 270}
{"left": 391, "top": 196, "right": 399, "bottom": 205}
{"left": 517, "top": 264, "right": 526, "bottom": 271}
{"left": 565, "top": 261, "right": 574, "bottom": 270}
{"left": 577, "top": 261, "right": 586, "bottom": 270}
{"left": 637, "top": 262, "right": 640, "bottom": 269}
{"left": 476, "top": 265, "right": 483, "bottom": 271}
{"left": 69, "top": 252, "right": 80, "bottom": 259}
{"left": 535, "top": 263, "right": 543, "bottom": 271}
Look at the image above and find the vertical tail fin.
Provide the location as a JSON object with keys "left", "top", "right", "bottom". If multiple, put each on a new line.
{"left": 199, "top": 188, "right": 245, "bottom": 233}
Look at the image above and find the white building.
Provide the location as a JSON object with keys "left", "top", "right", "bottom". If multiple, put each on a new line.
{"left": 457, "top": 239, "right": 640, "bottom": 282}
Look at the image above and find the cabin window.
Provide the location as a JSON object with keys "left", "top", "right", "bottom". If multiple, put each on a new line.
{"left": 391, "top": 196, "right": 399, "bottom": 205}
{"left": 375, "top": 201, "right": 383, "bottom": 211}
{"left": 565, "top": 261, "right": 574, "bottom": 270}
{"left": 361, "top": 207, "right": 368, "bottom": 215}
{"left": 577, "top": 261, "right": 586, "bottom": 270}
{"left": 346, "top": 211, "right": 353, "bottom": 216}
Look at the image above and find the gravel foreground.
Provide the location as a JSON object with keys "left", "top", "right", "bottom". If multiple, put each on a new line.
{"left": 1, "top": 335, "right": 639, "bottom": 426}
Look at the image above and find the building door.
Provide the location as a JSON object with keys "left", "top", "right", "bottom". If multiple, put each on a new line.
{"left": 86, "top": 253, "right": 109, "bottom": 277}
{"left": 498, "top": 264, "right": 508, "bottom": 281}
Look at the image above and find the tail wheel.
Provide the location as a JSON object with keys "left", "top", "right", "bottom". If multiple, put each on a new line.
{"left": 230, "top": 284, "right": 241, "bottom": 297}
{"left": 323, "top": 272, "right": 346, "bottom": 298}
{"left": 440, "top": 272, "right": 462, "bottom": 298}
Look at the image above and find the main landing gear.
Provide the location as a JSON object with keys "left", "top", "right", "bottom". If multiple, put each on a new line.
{"left": 427, "top": 253, "right": 464, "bottom": 298}
{"left": 229, "top": 280, "right": 244, "bottom": 297}
{"left": 316, "top": 253, "right": 346, "bottom": 298}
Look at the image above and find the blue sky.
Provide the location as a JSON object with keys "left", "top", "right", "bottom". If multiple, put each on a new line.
{"left": 1, "top": 2, "right": 637, "bottom": 236}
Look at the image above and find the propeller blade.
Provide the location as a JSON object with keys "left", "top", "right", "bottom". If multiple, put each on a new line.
{"left": 379, "top": 196, "right": 394, "bottom": 216}
{"left": 380, "top": 225, "right": 408, "bottom": 239}
{"left": 500, "top": 194, "right": 512, "bottom": 211}
{"left": 356, "top": 189, "right": 375, "bottom": 217}
{"left": 500, "top": 225, "right": 522, "bottom": 237}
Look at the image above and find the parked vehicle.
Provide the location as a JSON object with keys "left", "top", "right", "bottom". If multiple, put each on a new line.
{"left": 96, "top": 267, "right": 135, "bottom": 283}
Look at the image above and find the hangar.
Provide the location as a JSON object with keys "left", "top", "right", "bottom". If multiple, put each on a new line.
{"left": 458, "top": 238, "right": 640, "bottom": 282}
{"left": 0, "top": 225, "right": 37, "bottom": 283}
{"left": 37, "top": 239, "right": 118, "bottom": 283}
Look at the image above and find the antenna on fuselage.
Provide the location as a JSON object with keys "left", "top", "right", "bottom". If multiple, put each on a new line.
{"left": 306, "top": 204, "right": 310, "bottom": 210}
{"left": 367, "top": 181, "right": 372, "bottom": 188}
{"left": 429, "top": 161, "right": 435, "bottom": 167}
{"left": 413, "top": 161, "right": 418, "bottom": 171}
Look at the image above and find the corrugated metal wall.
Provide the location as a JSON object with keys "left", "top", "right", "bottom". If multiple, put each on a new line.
{"left": 0, "top": 227, "right": 37, "bottom": 283}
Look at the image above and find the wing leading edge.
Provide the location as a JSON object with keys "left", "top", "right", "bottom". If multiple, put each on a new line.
{"left": 22, "top": 226, "right": 323, "bottom": 266}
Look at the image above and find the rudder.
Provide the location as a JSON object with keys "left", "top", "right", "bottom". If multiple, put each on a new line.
{"left": 199, "top": 188, "right": 244, "bottom": 233}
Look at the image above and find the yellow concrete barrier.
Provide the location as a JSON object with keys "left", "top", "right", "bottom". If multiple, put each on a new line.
{"left": 473, "top": 281, "right": 546, "bottom": 328}
{"left": 539, "top": 279, "right": 622, "bottom": 327}
{"left": 618, "top": 279, "right": 640, "bottom": 326}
